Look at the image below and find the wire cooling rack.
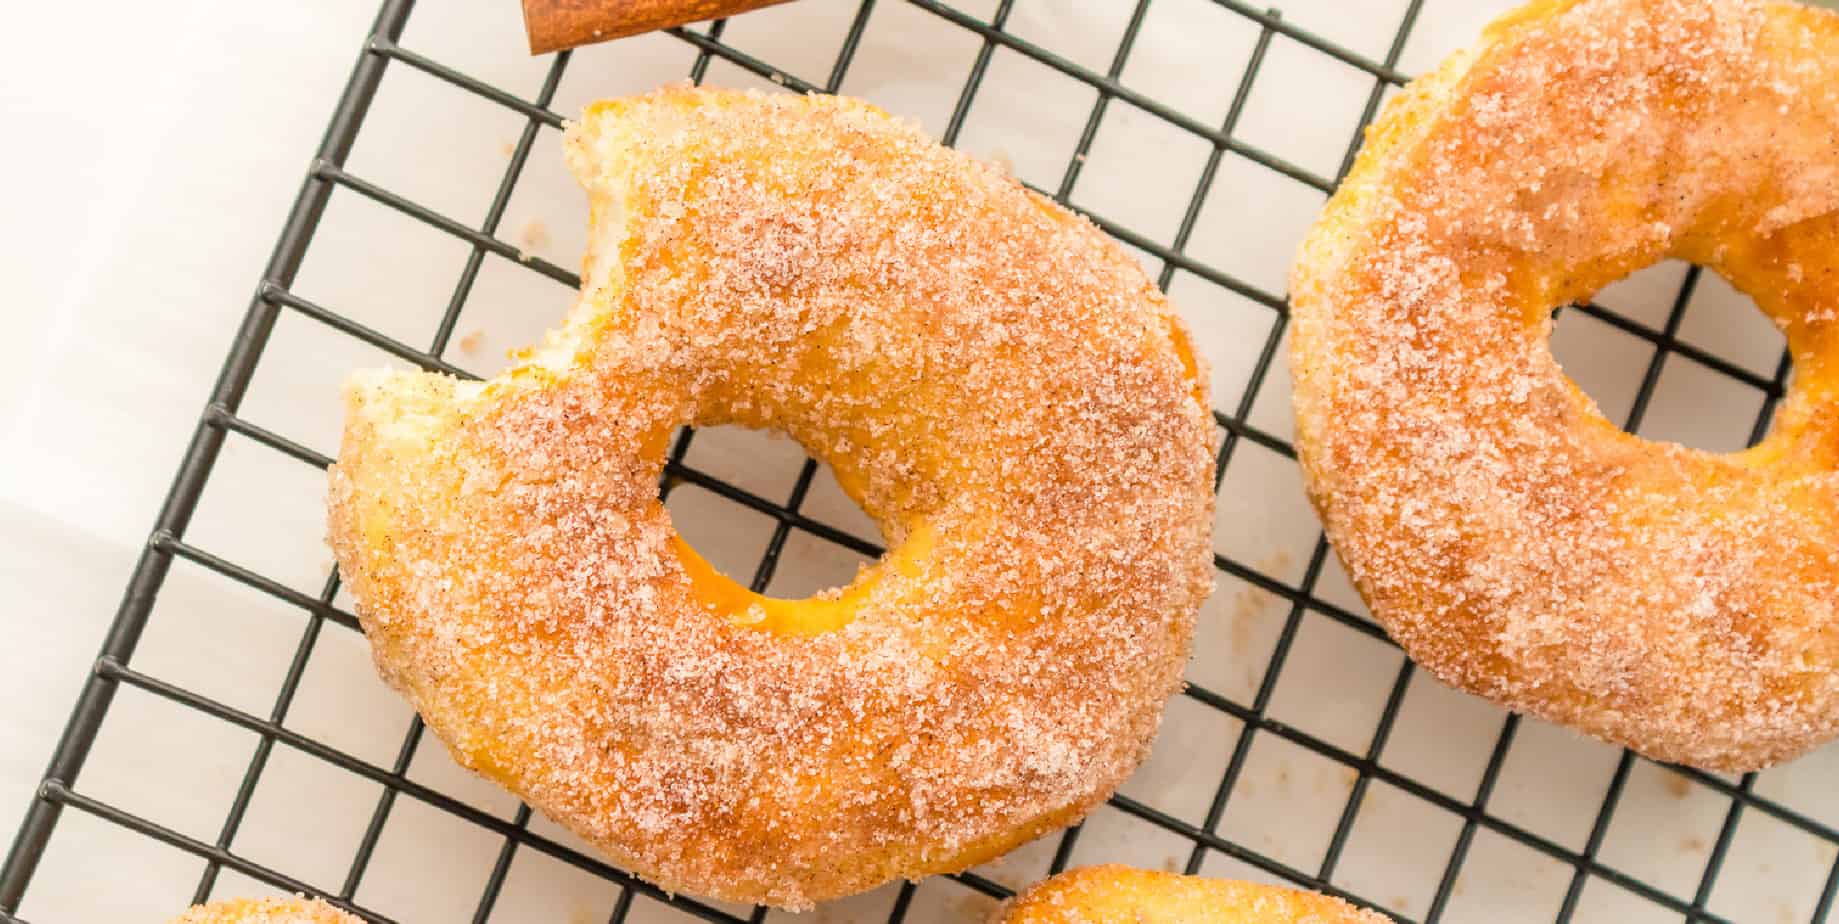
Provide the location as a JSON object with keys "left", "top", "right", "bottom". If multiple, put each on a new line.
{"left": 5, "top": 0, "right": 1838, "bottom": 921}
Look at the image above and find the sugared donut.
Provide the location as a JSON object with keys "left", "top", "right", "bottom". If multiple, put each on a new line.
{"left": 168, "top": 898, "right": 359, "bottom": 923}
{"left": 999, "top": 866, "right": 1385, "bottom": 923}
{"left": 326, "top": 88, "right": 1215, "bottom": 906}
{"left": 1291, "top": 0, "right": 1839, "bottom": 771}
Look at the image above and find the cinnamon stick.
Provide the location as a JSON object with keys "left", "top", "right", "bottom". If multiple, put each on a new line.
{"left": 523, "top": 0, "right": 793, "bottom": 54}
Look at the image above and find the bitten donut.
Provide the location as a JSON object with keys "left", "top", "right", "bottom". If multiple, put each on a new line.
{"left": 1291, "top": 0, "right": 1839, "bottom": 771}
{"left": 999, "top": 866, "right": 1384, "bottom": 924}
{"left": 168, "top": 898, "right": 359, "bottom": 924}
{"left": 327, "top": 88, "right": 1214, "bottom": 906}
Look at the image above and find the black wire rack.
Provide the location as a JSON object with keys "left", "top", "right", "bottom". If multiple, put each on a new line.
{"left": 3, "top": 1, "right": 1837, "bottom": 922}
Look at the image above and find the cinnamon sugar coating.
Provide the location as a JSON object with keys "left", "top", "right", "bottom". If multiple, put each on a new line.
{"left": 1292, "top": 0, "right": 1839, "bottom": 771}
{"left": 326, "top": 88, "right": 1215, "bottom": 907}
{"left": 998, "top": 866, "right": 1386, "bottom": 924}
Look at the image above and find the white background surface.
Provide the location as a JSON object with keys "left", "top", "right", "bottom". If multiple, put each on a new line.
{"left": 0, "top": 0, "right": 376, "bottom": 854}
{"left": 2, "top": 1, "right": 1838, "bottom": 922}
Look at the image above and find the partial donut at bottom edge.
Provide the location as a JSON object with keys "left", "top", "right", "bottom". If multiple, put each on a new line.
{"left": 998, "top": 866, "right": 1386, "bottom": 924}
{"left": 167, "top": 898, "right": 360, "bottom": 924}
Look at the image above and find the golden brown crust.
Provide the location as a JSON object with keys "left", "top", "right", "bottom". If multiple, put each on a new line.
{"left": 327, "top": 88, "right": 1214, "bottom": 907}
{"left": 998, "top": 867, "right": 1385, "bottom": 924}
{"left": 1291, "top": 0, "right": 1839, "bottom": 771}
{"left": 167, "top": 898, "right": 360, "bottom": 924}
{"left": 522, "top": 0, "right": 790, "bottom": 54}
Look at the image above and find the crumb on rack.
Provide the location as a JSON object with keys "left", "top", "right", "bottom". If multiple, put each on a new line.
{"left": 955, "top": 893, "right": 999, "bottom": 922}
{"left": 458, "top": 329, "right": 486, "bottom": 356}
{"left": 1225, "top": 550, "right": 1293, "bottom": 652}
{"left": 981, "top": 859, "right": 1027, "bottom": 891}
{"left": 1228, "top": 581, "right": 1273, "bottom": 653}
{"left": 518, "top": 218, "right": 551, "bottom": 252}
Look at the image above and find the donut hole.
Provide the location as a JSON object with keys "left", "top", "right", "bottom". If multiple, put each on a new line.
{"left": 1551, "top": 260, "right": 1786, "bottom": 452}
{"left": 664, "top": 424, "right": 888, "bottom": 633}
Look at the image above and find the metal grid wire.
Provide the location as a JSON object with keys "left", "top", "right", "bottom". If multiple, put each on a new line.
{"left": 3, "top": 0, "right": 1836, "bottom": 921}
